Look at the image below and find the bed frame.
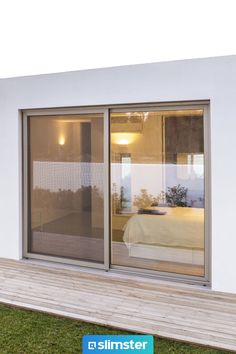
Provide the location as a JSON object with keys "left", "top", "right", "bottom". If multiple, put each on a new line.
{"left": 129, "top": 243, "right": 204, "bottom": 265}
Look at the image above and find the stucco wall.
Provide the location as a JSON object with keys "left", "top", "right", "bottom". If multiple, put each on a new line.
{"left": 0, "top": 56, "right": 236, "bottom": 293}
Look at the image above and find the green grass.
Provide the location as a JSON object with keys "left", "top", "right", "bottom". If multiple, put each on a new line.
{"left": 0, "top": 304, "right": 229, "bottom": 354}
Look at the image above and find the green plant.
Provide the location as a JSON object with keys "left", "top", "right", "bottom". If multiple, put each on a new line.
{"left": 165, "top": 184, "right": 188, "bottom": 207}
{"left": 133, "top": 189, "right": 159, "bottom": 209}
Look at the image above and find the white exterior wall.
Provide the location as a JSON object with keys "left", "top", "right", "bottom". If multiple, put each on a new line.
{"left": 0, "top": 56, "right": 236, "bottom": 293}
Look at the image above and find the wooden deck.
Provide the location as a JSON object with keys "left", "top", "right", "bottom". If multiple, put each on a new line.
{"left": 0, "top": 258, "right": 235, "bottom": 351}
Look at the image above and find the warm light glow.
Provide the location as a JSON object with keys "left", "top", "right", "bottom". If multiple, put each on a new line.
{"left": 58, "top": 135, "right": 65, "bottom": 145}
{"left": 111, "top": 132, "right": 139, "bottom": 145}
{"left": 118, "top": 138, "right": 129, "bottom": 145}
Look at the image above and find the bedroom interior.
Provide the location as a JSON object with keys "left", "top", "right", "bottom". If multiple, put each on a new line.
{"left": 110, "top": 109, "right": 205, "bottom": 277}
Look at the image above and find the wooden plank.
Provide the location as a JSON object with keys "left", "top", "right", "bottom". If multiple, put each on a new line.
{"left": 1, "top": 276, "right": 236, "bottom": 328}
{"left": 0, "top": 260, "right": 236, "bottom": 312}
{"left": 0, "top": 258, "right": 235, "bottom": 351}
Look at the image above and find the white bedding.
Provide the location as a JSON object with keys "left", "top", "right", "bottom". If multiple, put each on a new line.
{"left": 123, "top": 207, "right": 204, "bottom": 250}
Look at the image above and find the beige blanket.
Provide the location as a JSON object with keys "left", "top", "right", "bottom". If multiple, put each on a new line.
{"left": 123, "top": 207, "right": 204, "bottom": 249}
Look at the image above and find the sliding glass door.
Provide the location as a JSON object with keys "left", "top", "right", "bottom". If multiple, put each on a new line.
{"left": 110, "top": 108, "right": 206, "bottom": 277}
{"left": 24, "top": 111, "right": 106, "bottom": 266}
{"left": 23, "top": 104, "right": 208, "bottom": 280}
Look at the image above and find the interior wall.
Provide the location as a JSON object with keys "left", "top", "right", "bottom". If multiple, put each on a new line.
{"left": 111, "top": 114, "right": 164, "bottom": 210}
{"left": 30, "top": 116, "right": 104, "bottom": 229}
{"left": 111, "top": 115, "right": 163, "bottom": 163}
{"left": 0, "top": 56, "right": 236, "bottom": 293}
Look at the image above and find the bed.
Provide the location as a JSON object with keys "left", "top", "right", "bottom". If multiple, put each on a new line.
{"left": 123, "top": 207, "right": 204, "bottom": 265}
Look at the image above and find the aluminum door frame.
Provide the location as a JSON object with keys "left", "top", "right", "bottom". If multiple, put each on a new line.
{"left": 22, "top": 107, "right": 110, "bottom": 270}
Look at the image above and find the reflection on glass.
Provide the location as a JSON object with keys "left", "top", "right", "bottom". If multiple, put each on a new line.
{"left": 111, "top": 110, "right": 205, "bottom": 277}
{"left": 29, "top": 114, "right": 104, "bottom": 263}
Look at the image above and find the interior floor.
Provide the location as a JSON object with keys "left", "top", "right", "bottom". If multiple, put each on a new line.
{"left": 112, "top": 241, "right": 204, "bottom": 277}
{"left": 33, "top": 211, "right": 103, "bottom": 238}
{"left": 31, "top": 212, "right": 203, "bottom": 276}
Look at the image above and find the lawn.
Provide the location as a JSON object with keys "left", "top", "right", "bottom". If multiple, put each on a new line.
{"left": 0, "top": 304, "right": 229, "bottom": 354}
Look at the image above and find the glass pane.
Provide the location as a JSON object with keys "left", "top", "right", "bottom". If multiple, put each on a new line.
{"left": 29, "top": 113, "right": 104, "bottom": 263}
{"left": 111, "top": 109, "right": 205, "bottom": 277}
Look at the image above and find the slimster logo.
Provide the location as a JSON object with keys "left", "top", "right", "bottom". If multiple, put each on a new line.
{"left": 88, "top": 342, "right": 97, "bottom": 350}
{"left": 83, "top": 335, "right": 154, "bottom": 353}
{"left": 89, "top": 340, "right": 148, "bottom": 350}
